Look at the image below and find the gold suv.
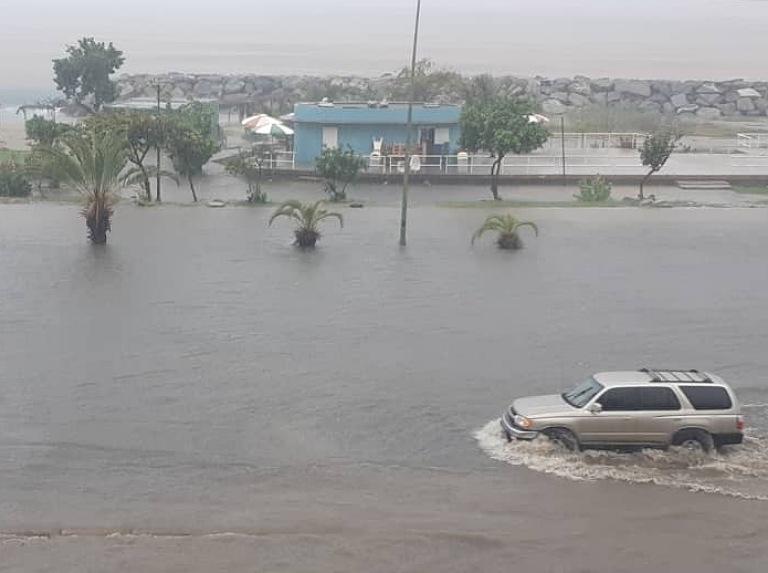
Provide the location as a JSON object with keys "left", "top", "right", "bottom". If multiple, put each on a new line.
{"left": 501, "top": 369, "right": 744, "bottom": 452}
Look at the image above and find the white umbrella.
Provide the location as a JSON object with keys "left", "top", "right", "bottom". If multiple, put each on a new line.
{"left": 250, "top": 120, "right": 294, "bottom": 136}
{"left": 528, "top": 113, "right": 550, "bottom": 124}
{"left": 241, "top": 114, "right": 269, "bottom": 129}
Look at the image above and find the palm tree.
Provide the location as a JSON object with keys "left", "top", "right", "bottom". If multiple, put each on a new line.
{"left": 46, "top": 129, "right": 128, "bottom": 244}
{"left": 471, "top": 213, "right": 539, "bottom": 250}
{"left": 269, "top": 200, "right": 343, "bottom": 248}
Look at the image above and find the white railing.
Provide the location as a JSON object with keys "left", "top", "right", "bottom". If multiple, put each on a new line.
{"left": 365, "top": 154, "right": 638, "bottom": 175}
{"left": 737, "top": 133, "right": 768, "bottom": 148}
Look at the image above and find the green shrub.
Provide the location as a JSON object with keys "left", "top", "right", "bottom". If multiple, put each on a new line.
{"left": 0, "top": 163, "right": 32, "bottom": 197}
{"left": 575, "top": 175, "right": 612, "bottom": 202}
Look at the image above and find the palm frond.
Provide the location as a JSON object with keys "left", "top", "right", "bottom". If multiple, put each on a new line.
{"left": 471, "top": 213, "right": 539, "bottom": 245}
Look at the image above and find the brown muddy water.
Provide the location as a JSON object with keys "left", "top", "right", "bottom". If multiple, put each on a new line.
{"left": 1, "top": 203, "right": 768, "bottom": 572}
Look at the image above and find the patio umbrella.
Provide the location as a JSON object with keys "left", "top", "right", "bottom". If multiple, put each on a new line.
{"left": 241, "top": 114, "right": 275, "bottom": 129}
{"left": 250, "top": 120, "right": 294, "bottom": 136}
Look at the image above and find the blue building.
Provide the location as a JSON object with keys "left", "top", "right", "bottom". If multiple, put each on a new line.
{"left": 292, "top": 102, "right": 462, "bottom": 167}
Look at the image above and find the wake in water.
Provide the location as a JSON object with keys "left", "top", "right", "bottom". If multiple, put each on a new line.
{"left": 475, "top": 404, "right": 768, "bottom": 501}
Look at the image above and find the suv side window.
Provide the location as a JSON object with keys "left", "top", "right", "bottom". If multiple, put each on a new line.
{"left": 599, "top": 387, "right": 642, "bottom": 411}
{"left": 639, "top": 387, "right": 681, "bottom": 410}
{"left": 680, "top": 386, "right": 732, "bottom": 410}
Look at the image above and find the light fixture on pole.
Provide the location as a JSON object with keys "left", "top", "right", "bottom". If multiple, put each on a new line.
{"left": 399, "top": 0, "right": 422, "bottom": 247}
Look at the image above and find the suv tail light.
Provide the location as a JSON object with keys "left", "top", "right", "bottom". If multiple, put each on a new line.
{"left": 736, "top": 416, "right": 745, "bottom": 432}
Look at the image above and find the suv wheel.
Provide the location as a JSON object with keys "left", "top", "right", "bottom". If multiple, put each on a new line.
{"left": 542, "top": 428, "right": 580, "bottom": 452}
{"left": 673, "top": 429, "right": 714, "bottom": 453}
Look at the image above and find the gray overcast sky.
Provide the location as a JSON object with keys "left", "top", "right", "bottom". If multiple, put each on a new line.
{"left": 1, "top": 0, "right": 767, "bottom": 91}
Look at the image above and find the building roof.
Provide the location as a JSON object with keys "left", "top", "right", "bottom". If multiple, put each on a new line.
{"left": 294, "top": 102, "right": 461, "bottom": 125}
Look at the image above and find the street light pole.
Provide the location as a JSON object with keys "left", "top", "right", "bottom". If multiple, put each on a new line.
{"left": 156, "top": 84, "right": 162, "bottom": 202}
{"left": 399, "top": 0, "right": 422, "bottom": 247}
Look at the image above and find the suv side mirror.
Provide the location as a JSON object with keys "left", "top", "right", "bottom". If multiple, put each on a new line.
{"left": 588, "top": 402, "right": 603, "bottom": 414}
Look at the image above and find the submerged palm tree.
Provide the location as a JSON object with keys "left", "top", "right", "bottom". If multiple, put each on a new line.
{"left": 47, "top": 129, "right": 128, "bottom": 244}
{"left": 471, "top": 213, "right": 539, "bottom": 250}
{"left": 269, "top": 200, "right": 343, "bottom": 248}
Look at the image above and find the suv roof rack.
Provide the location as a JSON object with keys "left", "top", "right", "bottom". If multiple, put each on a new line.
{"left": 639, "top": 368, "right": 713, "bottom": 383}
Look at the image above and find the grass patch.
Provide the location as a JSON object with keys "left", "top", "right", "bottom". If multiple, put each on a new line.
{"left": 732, "top": 186, "right": 768, "bottom": 195}
{"left": 439, "top": 199, "right": 626, "bottom": 209}
{"left": 0, "top": 149, "right": 30, "bottom": 163}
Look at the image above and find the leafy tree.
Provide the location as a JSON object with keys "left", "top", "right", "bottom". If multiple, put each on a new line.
{"left": 574, "top": 175, "right": 612, "bottom": 202}
{"left": 460, "top": 98, "right": 550, "bottom": 200}
{"left": 164, "top": 123, "right": 218, "bottom": 203}
{"left": 25, "top": 116, "right": 70, "bottom": 147}
{"left": 389, "top": 59, "right": 464, "bottom": 102}
{"left": 471, "top": 213, "right": 539, "bottom": 250}
{"left": 85, "top": 111, "right": 175, "bottom": 202}
{"left": 224, "top": 145, "right": 271, "bottom": 203}
{"left": 315, "top": 146, "right": 366, "bottom": 201}
{"left": 0, "top": 161, "right": 32, "bottom": 197}
{"left": 24, "top": 117, "right": 71, "bottom": 192}
{"left": 268, "top": 200, "right": 343, "bottom": 248}
{"left": 53, "top": 37, "right": 125, "bottom": 112}
{"left": 461, "top": 74, "right": 498, "bottom": 105}
{"left": 44, "top": 129, "right": 128, "bottom": 243}
{"left": 639, "top": 131, "right": 679, "bottom": 200}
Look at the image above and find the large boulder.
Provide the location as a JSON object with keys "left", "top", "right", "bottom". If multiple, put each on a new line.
{"left": 737, "top": 87, "right": 761, "bottom": 98}
{"left": 541, "top": 99, "right": 567, "bottom": 115}
{"left": 193, "top": 80, "right": 219, "bottom": 97}
{"left": 696, "top": 93, "right": 722, "bottom": 106}
{"left": 613, "top": 79, "right": 652, "bottom": 97}
{"left": 718, "top": 102, "right": 738, "bottom": 116}
{"left": 651, "top": 81, "right": 674, "bottom": 97}
{"left": 638, "top": 101, "right": 661, "bottom": 113}
{"left": 696, "top": 83, "right": 721, "bottom": 94}
{"left": 670, "top": 93, "right": 690, "bottom": 108}
{"left": 605, "top": 91, "right": 622, "bottom": 104}
{"left": 591, "top": 77, "right": 614, "bottom": 92}
{"left": 569, "top": 80, "right": 591, "bottom": 96}
{"left": 568, "top": 92, "right": 590, "bottom": 107}
{"left": 676, "top": 104, "right": 699, "bottom": 114}
{"left": 223, "top": 78, "right": 246, "bottom": 94}
{"left": 696, "top": 107, "right": 722, "bottom": 120}
{"left": 737, "top": 97, "right": 756, "bottom": 112}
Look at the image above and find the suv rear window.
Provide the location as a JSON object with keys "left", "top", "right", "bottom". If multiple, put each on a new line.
{"left": 680, "top": 386, "right": 732, "bottom": 410}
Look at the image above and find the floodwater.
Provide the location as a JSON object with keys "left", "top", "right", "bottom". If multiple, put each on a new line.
{"left": 2, "top": 203, "right": 768, "bottom": 571}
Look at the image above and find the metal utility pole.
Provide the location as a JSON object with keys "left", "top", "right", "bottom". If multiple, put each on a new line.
{"left": 560, "top": 115, "right": 567, "bottom": 184}
{"left": 399, "top": 0, "right": 422, "bottom": 247}
{"left": 156, "top": 84, "right": 162, "bottom": 202}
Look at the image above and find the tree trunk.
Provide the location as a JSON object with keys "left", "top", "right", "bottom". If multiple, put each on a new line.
{"left": 490, "top": 158, "right": 503, "bottom": 201}
{"left": 140, "top": 165, "right": 151, "bottom": 201}
{"left": 188, "top": 175, "right": 198, "bottom": 202}
{"left": 86, "top": 200, "right": 111, "bottom": 244}
{"left": 639, "top": 169, "right": 654, "bottom": 200}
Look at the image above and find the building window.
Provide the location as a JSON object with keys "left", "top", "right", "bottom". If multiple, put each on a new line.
{"left": 322, "top": 126, "right": 338, "bottom": 149}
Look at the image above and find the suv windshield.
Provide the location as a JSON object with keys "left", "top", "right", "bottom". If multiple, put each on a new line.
{"left": 562, "top": 377, "right": 604, "bottom": 408}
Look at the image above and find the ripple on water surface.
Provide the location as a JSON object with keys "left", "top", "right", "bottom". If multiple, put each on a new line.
{"left": 475, "top": 404, "right": 768, "bottom": 501}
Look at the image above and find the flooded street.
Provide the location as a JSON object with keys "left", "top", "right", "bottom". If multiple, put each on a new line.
{"left": 2, "top": 203, "right": 768, "bottom": 571}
